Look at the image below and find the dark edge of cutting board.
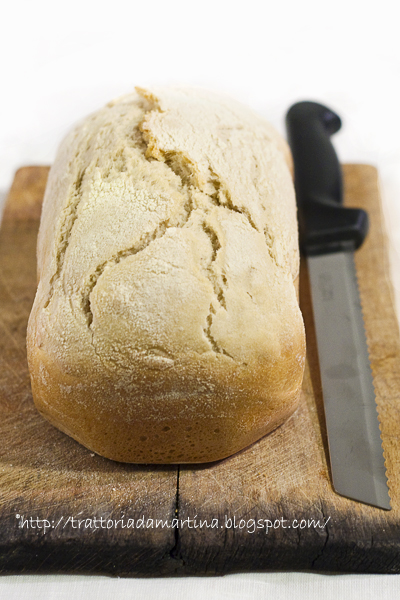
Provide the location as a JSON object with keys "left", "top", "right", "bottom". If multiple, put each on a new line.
{"left": 0, "top": 165, "right": 399, "bottom": 576}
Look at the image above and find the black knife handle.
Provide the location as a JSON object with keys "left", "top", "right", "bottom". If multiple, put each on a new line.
{"left": 285, "top": 101, "right": 369, "bottom": 256}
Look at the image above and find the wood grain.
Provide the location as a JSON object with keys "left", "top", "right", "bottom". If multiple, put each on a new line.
{"left": 0, "top": 165, "right": 399, "bottom": 575}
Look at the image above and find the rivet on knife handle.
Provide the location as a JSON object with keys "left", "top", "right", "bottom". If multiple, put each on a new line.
{"left": 286, "top": 101, "right": 391, "bottom": 510}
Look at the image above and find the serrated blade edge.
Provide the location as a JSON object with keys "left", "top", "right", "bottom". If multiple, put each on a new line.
{"left": 308, "top": 251, "right": 391, "bottom": 510}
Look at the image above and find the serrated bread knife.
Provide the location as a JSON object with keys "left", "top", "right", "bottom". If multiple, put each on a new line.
{"left": 286, "top": 101, "right": 391, "bottom": 510}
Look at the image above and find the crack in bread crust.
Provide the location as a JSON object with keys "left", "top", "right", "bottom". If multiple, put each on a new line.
{"left": 44, "top": 167, "right": 86, "bottom": 308}
{"left": 49, "top": 94, "right": 292, "bottom": 361}
{"left": 81, "top": 105, "right": 267, "bottom": 358}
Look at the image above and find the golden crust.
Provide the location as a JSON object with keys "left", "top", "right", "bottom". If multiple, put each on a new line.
{"left": 28, "top": 326, "right": 305, "bottom": 464}
{"left": 27, "top": 87, "right": 306, "bottom": 463}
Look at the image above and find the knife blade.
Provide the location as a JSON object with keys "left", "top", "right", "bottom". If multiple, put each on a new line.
{"left": 286, "top": 101, "right": 391, "bottom": 510}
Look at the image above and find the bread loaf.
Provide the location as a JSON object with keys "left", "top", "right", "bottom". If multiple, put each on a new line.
{"left": 27, "top": 86, "right": 306, "bottom": 463}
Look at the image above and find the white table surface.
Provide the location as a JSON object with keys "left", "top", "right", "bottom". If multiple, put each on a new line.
{"left": 1, "top": 0, "right": 400, "bottom": 596}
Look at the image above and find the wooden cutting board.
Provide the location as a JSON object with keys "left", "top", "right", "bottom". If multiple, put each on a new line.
{"left": 0, "top": 165, "right": 399, "bottom": 576}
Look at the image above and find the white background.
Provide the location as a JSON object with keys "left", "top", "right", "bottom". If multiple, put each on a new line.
{"left": 1, "top": 0, "right": 399, "bottom": 597}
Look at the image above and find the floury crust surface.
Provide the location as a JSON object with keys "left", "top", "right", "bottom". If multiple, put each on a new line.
{"left": 27, "top": 86, "right": 306, "bottom": 463}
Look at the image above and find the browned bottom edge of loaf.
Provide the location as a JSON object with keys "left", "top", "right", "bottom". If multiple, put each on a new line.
{"left": 33, "top": 393, "right": 301, "bottom": 465}
{"left": 29, "top": 344, "right": 303, "bottom": 464}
